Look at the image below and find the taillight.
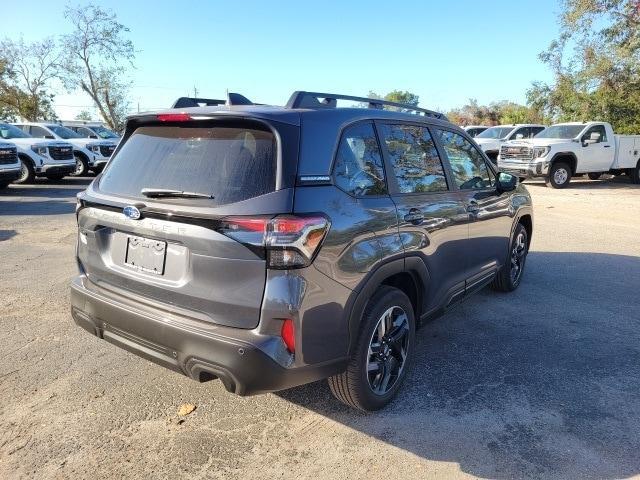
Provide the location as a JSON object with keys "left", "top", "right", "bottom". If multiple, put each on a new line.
{"left": 281, "top": 319, "right": 295, "bottom": 353}
{"left": 218, "top": 215, "right": 330, "bottom": 269}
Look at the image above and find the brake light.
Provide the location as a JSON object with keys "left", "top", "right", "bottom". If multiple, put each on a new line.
{"left": 219, "top": 215, "right": 330, "bottom": 269}
{"left": 157, "top": 113, "right": 191, "bottom": 122}
{"left": 281, "top": 319, "right": 295, "bottom": 353}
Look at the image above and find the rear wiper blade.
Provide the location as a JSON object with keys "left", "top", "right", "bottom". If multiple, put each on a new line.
{"left": 141, "top": 188, "right": 214, "bottom": 199}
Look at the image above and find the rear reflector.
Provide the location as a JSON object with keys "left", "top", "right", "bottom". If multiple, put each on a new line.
{"left": 281, "top": 319, "right": 295, "bottom": 353}
{"left": 157, "top": 113, "right": 191, "bottom": 122}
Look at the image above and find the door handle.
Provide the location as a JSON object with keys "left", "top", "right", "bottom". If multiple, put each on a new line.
{"left": 404, "top": 208, "right": 424, "bottom": 225}
{"left": 603, "top": 145, "right": 611, "bottom": 148}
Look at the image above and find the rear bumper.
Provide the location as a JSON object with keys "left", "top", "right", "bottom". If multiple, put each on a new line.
{"left": 70, "top": 275, "right": 346, "bottom": 395}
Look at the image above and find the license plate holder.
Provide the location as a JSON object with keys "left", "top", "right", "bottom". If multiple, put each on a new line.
{"left": 125, "top": 236, "right": 167, "bottom": 275}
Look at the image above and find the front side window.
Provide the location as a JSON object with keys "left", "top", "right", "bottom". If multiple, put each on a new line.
{"left": 510, "top": 127, "right": 529, "bottom": 140}
{"left": 333, "top": 122, "right": 387, "bottom": 196}
{"left": 379, "top": 123, "right": 448, "bottom": 194}
{"left": 436, "top": 129, "right": 494, "bottom": 190}
{"left": 582, "top": 125, "right": 607, "bottom": 144}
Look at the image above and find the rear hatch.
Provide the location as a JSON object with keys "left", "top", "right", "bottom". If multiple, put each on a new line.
{"left": 76, "top": 116, "right": 299, "bottom": 329}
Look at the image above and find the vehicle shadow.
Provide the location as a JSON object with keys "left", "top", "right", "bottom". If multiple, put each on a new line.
{"left": 0, "top": 178, "right": 92, "bottom": 216}
{"left": 0, "top": 229, "right": 17, "bottom": 241}
{"left": 525, "top": 175, "right": 639, "bottom": 190}
{"left": 277, "top": 251, "right": 640, "bottom": 479}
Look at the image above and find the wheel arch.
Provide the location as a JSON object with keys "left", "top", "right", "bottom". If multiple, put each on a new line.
{"left": 344, "top": 257, "right": 430, "bottom": 356}
{"left": 550, "top": 152, "right": 578, "bottom": 174}
{"left": 74, "top": 149, "right": 90, "bottom": 162}
{"left": 17, "top": 152, "right": 35, "bottom": 168}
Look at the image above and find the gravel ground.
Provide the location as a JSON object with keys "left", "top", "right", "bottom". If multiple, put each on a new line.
{"left": 0, "top": 175, "right": 639, "bottom": 480}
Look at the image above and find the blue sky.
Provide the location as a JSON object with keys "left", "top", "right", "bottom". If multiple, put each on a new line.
{"left": 6, "top": 0, "right": 563, "bottom": 119}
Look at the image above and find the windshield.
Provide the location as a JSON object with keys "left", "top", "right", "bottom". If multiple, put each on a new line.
{"left": 0, "top": 123, "right": 32, "bottom": 139}
{"left": 535, "top": 124, "right": 585, "bottom": 139}
{"left": 91, "top": 126, "right": 119, "bottom": 139}
{"left": 476, "top": 127, "right": 514, "bottom": 139}
{"left": 99, "top": 123, "right": 276, "bottom": 206}
{"left": 49, "top": 125, "right": 82, "bottom": 139}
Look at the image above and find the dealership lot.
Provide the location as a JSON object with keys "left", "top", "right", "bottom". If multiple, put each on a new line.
{"left": 1, "top": 177, "right": 639, "bottom": 479}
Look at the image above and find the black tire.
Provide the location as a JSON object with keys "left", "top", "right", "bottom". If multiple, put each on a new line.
{"left": 328, "top": 286, "right": 416, "bottom": 412}
{"left": 491, "top": 223, "right": 529, "bottom": 292}
{"left": 630, "top": 161, "right": 640, "bottom": 185}
{"left": 15, "top": 157, "right": 35, "bottom": 184}
{"left": 519, "top": 177, "right": 526, "bottom": 183}
{"left": 71, "top": 154, "right": 88, "bottom": 177}
{"left": 91, "top": 164, "right": 104, "bottom": 175}
{"left": 545, "top": 162, "right": 572, "bottom": 189}
{"left": 588, "top": 172, "right": 602, "bottom": 180}
{"left": 46, "top": 174, "right": 65, "bottom": 181}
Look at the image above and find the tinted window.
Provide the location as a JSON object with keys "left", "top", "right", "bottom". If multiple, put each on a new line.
{"left": 436, "top": 129, "right": 493, "bottom": 190}
{"left": 380, "top": 123, "right": 448, "bottom": 194}
{"left": 99, "top": 123, "right": 276, "bottom": 206}
{"left": 29, "top": 126, "right": 50, "bottom": 138}
{"left": 510, "top": 127, "right": 529, "bottom": 139}
{"left": 333, "top": 122, "right": 386, "bottom": 196}
{"left": 583, "top": 125, "right": 607, "bottom": 143}
{"left": 531, "top": 127, "right": 546, "bottom": 136}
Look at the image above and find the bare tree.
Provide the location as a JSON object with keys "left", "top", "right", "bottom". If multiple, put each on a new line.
{"left": 61, "top": 4, "right": 134, "bottom": 132}
{"left": 0, "top": 37, "right": 61, "bottom": 120}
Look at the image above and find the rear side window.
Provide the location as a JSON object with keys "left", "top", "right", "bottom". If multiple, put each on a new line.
{"left": 333, "top": 122, "right": 387, "bottom": 196}
{"left": 99, "top": 123, "right": 276, "bottom": 206}
{"left": 379, "top": 123, "right": 448, "bottom": 194}
{"left": 436, "top": 129, "right": 494, "bottom": 190}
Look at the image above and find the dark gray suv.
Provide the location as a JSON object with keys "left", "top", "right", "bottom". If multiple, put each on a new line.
{"left": 71, "top": 91, "right": 532, "bottom": 411}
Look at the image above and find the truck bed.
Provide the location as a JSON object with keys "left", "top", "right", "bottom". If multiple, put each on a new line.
{"left": 613, "top": 135, "right": 640, "bottom": 169}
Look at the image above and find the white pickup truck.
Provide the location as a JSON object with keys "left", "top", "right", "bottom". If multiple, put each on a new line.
{"left": 474, "top": 124, "right": 547, "bottom": 163}
{"left": 498, "top": 122, "right": 640, "bottom": 188}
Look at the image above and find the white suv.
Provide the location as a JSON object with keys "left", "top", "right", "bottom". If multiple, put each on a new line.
{"left": 13, "top": 122, "right": 117, "bottom": 176}
{"left": 0, "top": 122, "right": 75, "bottom": 183}
{"left": 0, "top": 141, "right": 21, "bottom": 188}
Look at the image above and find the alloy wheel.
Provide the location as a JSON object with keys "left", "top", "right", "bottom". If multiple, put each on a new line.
{"left": 366, "top": 306, "right": 410, "bottom": 395}
{"left": 510, "top": 231, "right": 527, "bottom": 283}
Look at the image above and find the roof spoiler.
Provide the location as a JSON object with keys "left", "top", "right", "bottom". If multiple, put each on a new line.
{"left": 285, "top": 91, "right": 447, "bottom": 120}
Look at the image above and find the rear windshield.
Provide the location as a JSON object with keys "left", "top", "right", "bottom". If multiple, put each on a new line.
{"left": 99, "top": 123, "right": 276, "bottom": 205}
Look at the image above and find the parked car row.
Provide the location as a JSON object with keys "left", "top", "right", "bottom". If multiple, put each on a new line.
{"left": 0, "top": 121, "right": 120, "bottom": 188}
{"left": 460, "top": 122, "right": 640, "bottom": 188}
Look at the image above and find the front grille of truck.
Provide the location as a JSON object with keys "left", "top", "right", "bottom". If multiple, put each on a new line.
{"left": 0, "top": 146, "right": 18, "bottom": 165}
{"left": 49, "top": 146, "right": 74, "bottom": 160}
{"left": 99, "top": 145, "right": 116, "bottom": 157}
{"left": 499, "top": 145, "right": 533, "bottom": 162}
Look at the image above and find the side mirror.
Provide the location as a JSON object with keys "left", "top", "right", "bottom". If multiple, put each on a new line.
{"left": 583, "top": 139, "right": 596, "bottom": 146}
{"left": 45, "top": 135, "right": 55, "bottom": 139}
{"left": 515, "top": 133, "right": 524, "bottom": 140}
{"left": 497, "top": 172, "right": 517, "bottom": 192}
{"left": 89, "top": 135, "right": 98, "bottom": 139}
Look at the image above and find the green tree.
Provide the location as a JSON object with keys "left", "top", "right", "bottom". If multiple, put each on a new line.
{"left": 0, "top": 37, "right": 60, "bottom": 121}
{"left": 366, "top": 90, "right": 420, "bottom": 112}
{"left": 75, "top": 110, "right": 93, "bottom": 121}
{"left": 61, "top": 4, "right": 134, "bottom": 132}
{"left": 529, "top": 0, "right": 640, "bottom": 133}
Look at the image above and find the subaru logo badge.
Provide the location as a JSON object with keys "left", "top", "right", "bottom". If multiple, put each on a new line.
{"left": 123, "top": 206, "right": 141, "bottom": 220}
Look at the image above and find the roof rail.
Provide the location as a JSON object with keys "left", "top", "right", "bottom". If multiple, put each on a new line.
{"left": 285, "top": 91, "right": 448, "bottom": 120}
{"left": 172, "top": 92, "right": 255, "bottom": 109}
